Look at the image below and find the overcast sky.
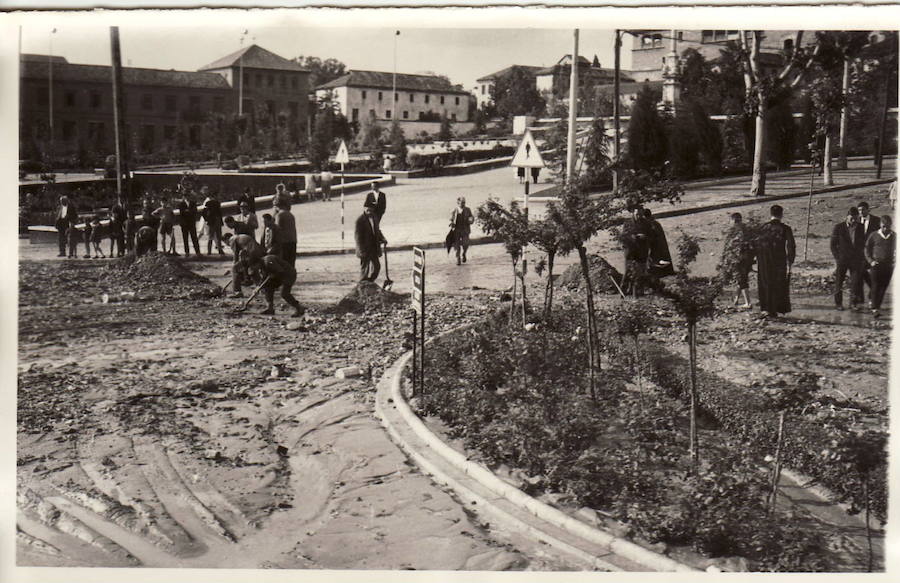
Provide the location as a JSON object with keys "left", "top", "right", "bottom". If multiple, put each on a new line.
{"left": 19, "top": 25, "right": 626, "bottom": 91}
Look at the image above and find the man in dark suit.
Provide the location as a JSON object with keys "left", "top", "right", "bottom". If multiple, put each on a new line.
{"left": 830, "top": 206, "right": 866, "bottom": 311}
{"left": 857, "top": 201, "right": 881, "bottom": 300}
{"left": 364, "top": 184, "right": 387, "bottom": 224}
{"left": 54, "top": 195, "right": 78, "bottom": 257}
{"left": 355, "top": 201, "right": 387, "bottom": 282}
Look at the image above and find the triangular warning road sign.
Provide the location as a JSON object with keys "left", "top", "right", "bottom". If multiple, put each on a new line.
{"left": 333, "top": 140, "right": 350, "bottom": 164}
{"left": 510, "top": 130, "right": 545, "bottom": 169}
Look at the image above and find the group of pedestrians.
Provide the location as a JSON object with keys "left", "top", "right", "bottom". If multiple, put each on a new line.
{"left": 722, "top": 202, "right": 894, "bottom": 320}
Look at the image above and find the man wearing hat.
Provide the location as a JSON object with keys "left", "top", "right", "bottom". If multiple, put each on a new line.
{"left": 236, "top": 200, "right": 259, "bottom": 241}
{"left": 355, "top": 200, "right": 387, "bottom": 282}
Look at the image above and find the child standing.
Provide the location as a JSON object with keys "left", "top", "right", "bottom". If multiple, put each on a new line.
{"left": 90, "top": 216, "right": 106, "bottom": 258}
{"left": 152, "top": 198, "right": 177, "bottom": 255}
{"left": 67, "top": 223, "right": 80, "bottom": 258}
{"left": 124, "top": 209, "right": 137, "bottom": 254}
{"left": 82, "top": 219, "right": 93, "bottom": 259}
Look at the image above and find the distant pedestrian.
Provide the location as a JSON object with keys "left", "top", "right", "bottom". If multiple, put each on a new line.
{"left": 864, "top": 215, "right": 895, "bottom": 318}
{"left": 55, "top": 195, "right": 78, "bottom": 257}
{"left": 830, "top": 207, "right": 866, "bottom": 311}
{"left": 755, "top": 205, "right": 796, "bottom": 318}
{"left": 124, "top": 210, "right": 137, "bottom": 254}
{"left": 306, "top": 173, "right": 319, "bottom": 202}
{"left": 153, "top": 198, "right": 177, "bottom": 255}
{"left": 383, "top": 155, "right": 392, "bottom": 173}
{"left": 237, "top": 188, "right": 256, "bottom": 213}
{"left": 201, "top": 188, "right": 225, "bottom": 255}
{"left": 82, "top": 219, "right": 93, "bottom": 259}
{"left": 90, "top": 216, "right": 106, "bottom": 259}
{"left": 516, "top": 166, "right": 526, "bottom": 184}
{"left": 109, "top": 199, "right": 126, "bottom": 257}
{"left": 262, "top": 213, "right": 280, "bottom": 255}
{"left": 320, "top": 169, "right": 333, "bottom": 201}
{"left": 273, "top": 183, "right": 291, "bottom": 209}
{"left": 364, "top": 184, "right": 387, "bottom": 225}
{"left": 531, "top": 167, "right": 540, "bottom": 184}
{"left": 178, "top": 191, "right": 202, "bottom": 256}
{"left": 449, "top": 196, "right": 474, "bottom": 265}
{"left": 355, "top": 201, "right": 387, "bottom": 282}
{"left": 66, "top": 223, "right": 80, "bottom": 258}
{"left": 275, "top": 198, "right": 298, "bottom": 266}
{"left": 721, "top": 212, "right": 754, "bottom": 309}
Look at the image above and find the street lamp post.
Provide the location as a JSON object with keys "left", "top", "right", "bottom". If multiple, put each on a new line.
{"left": 238, "top": 29, "right": 248, "bottom": 116}
{"left": 392, "top": 31, "right": 399, "bottom": 121}
{"left": 48, "top": 28, "right": 56, "bottom": 174}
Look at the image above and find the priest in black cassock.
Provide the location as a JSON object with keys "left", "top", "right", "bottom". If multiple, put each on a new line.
{"left": 755, "top": 205, "right": 796, "bottom": 318}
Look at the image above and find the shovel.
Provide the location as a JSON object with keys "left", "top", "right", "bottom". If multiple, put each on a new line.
{"left": 382, "top": 243, "right": 394, "bottom": 291}
{"left": 233, "top": 275, "right": 271, "bottom": 313}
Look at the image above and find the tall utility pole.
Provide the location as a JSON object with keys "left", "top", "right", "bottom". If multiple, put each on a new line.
{"left": 238, "top": 29, "right": 248, "bottom": 116}
{"left": 110, "top": 27, "right": 129, "bottom": 205}
{"left": 48, "top": 28, "right": 56, "bottom": 173}
{"left": 392, "top": 31, "right": 399, "bottom": 120}
{"left": 612, "top": 29, "right": 621, "bottom": 193}
{"left": 565, "top": 29, "right": 579, "bottom": 183}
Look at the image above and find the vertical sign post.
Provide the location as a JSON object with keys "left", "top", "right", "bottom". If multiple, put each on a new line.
{"left": 510, "top": 130, "right": 546, "bottom": 215}
{"left": 334, "top": 140, "right": 350, "bottom": 249}
{"left": 412, "top": 247, "right": 426, "bottom": 396}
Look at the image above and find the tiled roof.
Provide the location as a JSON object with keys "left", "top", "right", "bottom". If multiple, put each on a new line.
{"left": 476, "top": 65, "right": 544, "bottom": 82}
{"left": 317, "top": 70, "right": 471, "bottom": 95}
{"left": 198, "top": 44, "right": 308, "bottom": 72}
{"left": 21, "top": 54, "right": 68, "bottom": 64}
{"left": 20, "top": 57, "right": 232, "bottom": 89}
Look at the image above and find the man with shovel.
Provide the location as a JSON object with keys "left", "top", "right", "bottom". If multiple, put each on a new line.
{"left": 237, "top": 252, "right": 304, "bottom": 317}
{"left": 224, "top": 232, "right": 264, "bottom": 298}
{"left": 355, "top": 200, "right": 388, "bottom": 283}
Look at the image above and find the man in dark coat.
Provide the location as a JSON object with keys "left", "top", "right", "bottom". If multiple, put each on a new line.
{"left": 364, "top": 184, "right": 387, "bottom": 224}
{"left": 201, "top": 187, "right": 225, "bottom": 255}
{"left": 643, "top": 208, "right": 675, "bottom": 280}
{"left": 177, "top": 191, "right": 202, "bottom": 256}
{"left": 830, "top": 207, "right": 866, "bottom": 311}
{"left": 864, "top": 215, "right": 895, "bottom": 318}
{"left": 449, "top": 196, "right": 474, "bottom": 265}
{"left": 108, "top": 199, "right": 127, "bottom": 257}
{"left": 54, "top": 195, "right": 78, "bottom": 257}
{"left": 755, "top": 205, "right": 796, "bottom": 318}
{"left": 355, "top": 201, "right": 387, "bottom": 282}
{"left": 621, "top": 205, "right": 653, "bottom": 297}
{"left": 857, "top": 201, "right": 881, "bottom": 299}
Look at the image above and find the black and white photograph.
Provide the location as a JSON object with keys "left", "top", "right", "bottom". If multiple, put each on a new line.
{"left": 3, "top": 3, "right": 898, "bottom": 580}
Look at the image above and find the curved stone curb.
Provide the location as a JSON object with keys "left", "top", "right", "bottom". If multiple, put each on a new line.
{"left": 375, "top": 349, "right": 698, "bottom": 572}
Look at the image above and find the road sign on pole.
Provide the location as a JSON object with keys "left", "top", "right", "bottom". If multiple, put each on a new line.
{"left": 334, "top": 140, "right": 350, "bottom": 165}
{"left": 511, "top": 130, "right": 545, "bottom": 214}
{"left": 334, "top": 140, "right": 349, "bottom": 248}
{"left": 411, "top": 247, "right": 426, "bottom": 395}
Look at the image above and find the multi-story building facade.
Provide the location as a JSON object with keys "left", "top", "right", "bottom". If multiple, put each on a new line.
{"left": 20, "top": 44, "right": 309, "bottom": 161}
{"left": 629, "top": 29, "right": 807, "bottom": 82}
{"left": 315, "top": 70, "right": 472, "bottom": 133}
{"left": 534, "top": 54, "right": 630, "bottom": 98}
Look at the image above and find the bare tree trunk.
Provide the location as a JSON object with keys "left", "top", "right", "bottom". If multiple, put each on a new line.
{"left": 577, "top": 246, "right": 597, "bottom": 400}
{"left": 633, "top": 335, "right": 645, "bottom": 412}
{"left": 688, "top": 321, "right": 699, "bottom": 472}
{"left": 837, "top": 58, "right": 850, "bottom": 170}
{"left": 865, "top": 474, "right": 873, "bottom": 572}
{"left": 824, "top": 133, "right": 834, "bottom": 186}
{"left": 751, "top": 102, "right": 767, "bottom": 197}
{"left": 509, "top": 260, "right": 517, "bottom": 326}
{"left": 544, "top": 252, "right": 555, "bottom": 319}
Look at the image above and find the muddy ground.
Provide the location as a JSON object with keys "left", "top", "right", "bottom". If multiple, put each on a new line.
{"left": 16, "top": 182, "right": 892, "bottom": 571}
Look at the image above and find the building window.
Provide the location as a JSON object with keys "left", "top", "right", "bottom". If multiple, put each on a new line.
{"left": 702, "top": 30, "right": 739, "bottom": 43}
{"left": 64, "top": 91, "right": 76, "bottom": 107}
{"left": 291, "top": 76, "right": 298, "bottom": 89}
{"left": 189, "top": 125, "right": 201, "bottom": 148}
{"left": 481, "top": 85, "right": 485, "bottom": 95}
{"left": 369, "top": 109, "right": 375, "bottom": 118}
{"left": 140, "top": 125, "right": 155, "bottom": 152}
{"left": 440, "top": 95, "right": 445, "bottom": 105}
{"left": 641, "top": 35, "right": 654, "bottom": 48}
{"left": 455, "top": 96, "right": 460, "bottom": 105}
{"left": 288, "top": 101, "right": 298, "bottom": 118}
{"left": 418, "top": 112, "right": 425, "bottom": 120}
{"left": 394, "top": 92, "right": 398, "bottom": 102}
{"left": 425, "top": 94, "right": 430, "bottom": 104}
{"left": 244, "top": 72, "right": 251, "bottom": 87}
{"left": 409, "top": 93, "right": 414, "bottom": 102}
{"left": 378, "top": 91, "right": 383, "bottom": 101}
{"left": 352, "top": 108, "right": 359, "bottom": 122}
{"left": 451, "top": 113, "right": 457, "bottom": 121}
{"left": 783, "top": 38, "right": 794, "bottom": 53}
{"left": 190, "top": 95, "right": 201, "bottom": 109}
{"left": 403, "top": 111, "right": 409, "bottom": 119}
{"left": 163, "top": 125, "right": 176, "bottom": 140}
{"left": 165, "top": 95, "right": 177, "bottom": 112}
{"left": 652, "top": 34, "right": 663, "bottom": 47}
{"left": 141, "top": 94, "right": 153, "bottom": 111}
{"left": 362, "top": 90, "right": 367, "bottom": 100}
{"left": 267, "top": 74, "right": 274, "bottom": 87}
{"left": 213, "top": 96, "right": 224, "bottom": 112}
{"left": 62, "top": 120, "right": 76, "bottom": 141}
{"left": 280, "top": 75, "right": 287, "bottom": 89}
{"left": 256, "top": 74, "right": 263, "bottom": 86}
{"left": 386, "top": 110, "right": 392, "bottom": 119}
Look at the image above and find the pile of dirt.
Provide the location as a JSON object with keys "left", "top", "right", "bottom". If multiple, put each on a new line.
{"left": 328, "top": 281, "right": 407, "bottom": 313}
{"left": 100, "top": 252, "right": 222, "bottom": 300}
{"left": 557, "top": 254, "right": 624, "bottom": 295}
